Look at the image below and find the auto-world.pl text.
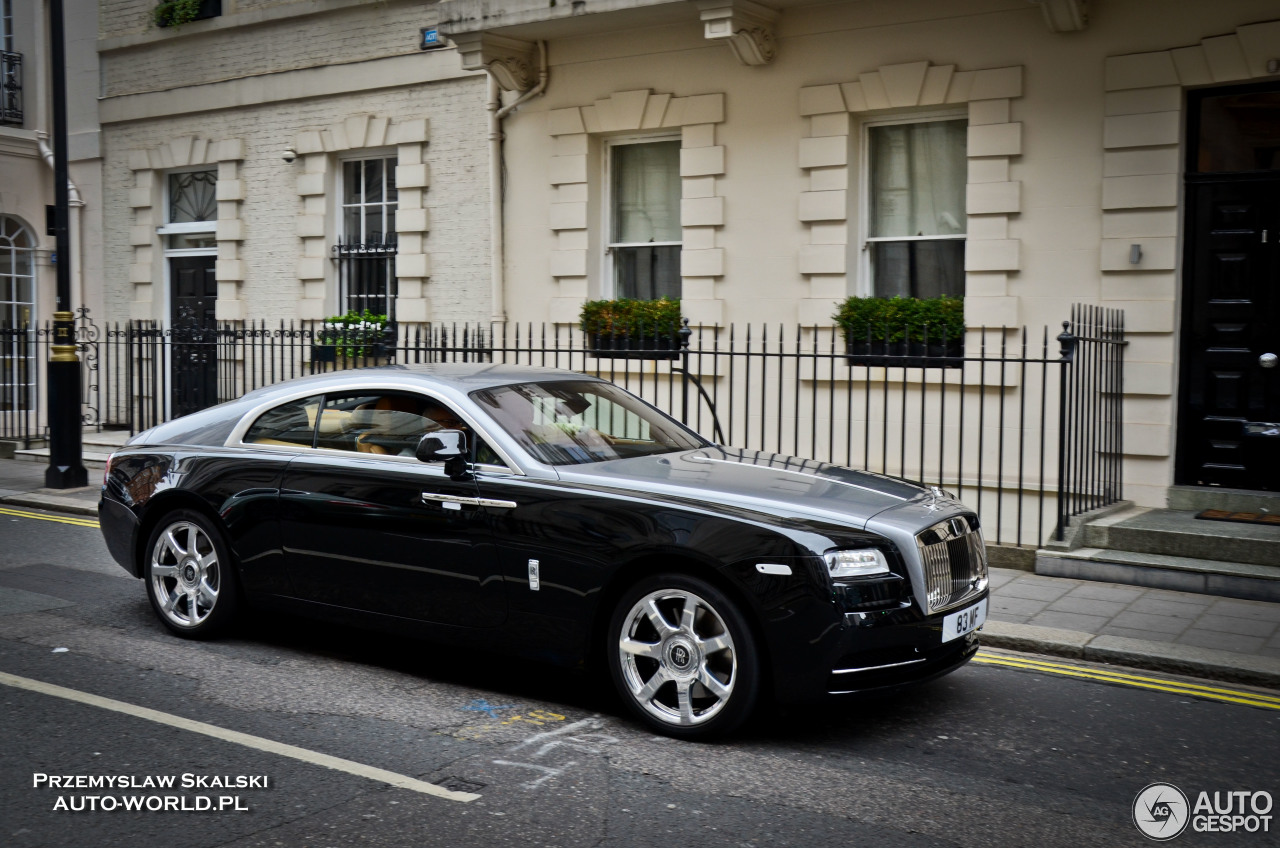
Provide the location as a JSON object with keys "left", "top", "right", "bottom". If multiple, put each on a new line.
{"left": 32, "top": 774, "right": 269, "bottom": 812}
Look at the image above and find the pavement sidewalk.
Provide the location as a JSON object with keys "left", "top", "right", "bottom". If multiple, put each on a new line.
{"left": 2, "top": 452, "right": 1279, "bottom": 690}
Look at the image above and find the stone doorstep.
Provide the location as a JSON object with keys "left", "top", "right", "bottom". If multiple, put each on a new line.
{"left": 1168, "top": 485, "right": 1280, "bottom": 514}
{"left": 1035, "top": 549, "right": 1280, "bottom": 604}
{"left": 1083, "top": 508, "right": 1280, "bottom": 568}
{"left": 980, "top": 620, "right": 1280, "bottom": 689}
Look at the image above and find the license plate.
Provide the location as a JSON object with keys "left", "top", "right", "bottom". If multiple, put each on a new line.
{"left": 941, "top": 598, "right": 987, "bottom": 643}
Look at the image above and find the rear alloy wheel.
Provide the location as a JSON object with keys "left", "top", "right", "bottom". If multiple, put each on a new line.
{"left": 144, "top": 510, "right": 238, "bottom": 638}
{"left": 608, "top": 574, "right": 759, "bottom": 739}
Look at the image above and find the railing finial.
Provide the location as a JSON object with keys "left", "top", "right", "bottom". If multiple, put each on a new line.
{"left": 1057, "top": 320, "right": 1077, "bottom": 362}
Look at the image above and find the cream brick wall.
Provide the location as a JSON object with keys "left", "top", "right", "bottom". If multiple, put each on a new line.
{"left": 101, "top": 77, "right": 491, "bottom": 325}
{"left": 101, "top": 0, "right": 430, "bottom": 96}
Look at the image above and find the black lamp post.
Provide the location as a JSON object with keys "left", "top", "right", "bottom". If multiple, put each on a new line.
{"left": 44, "top": 0, "right": 87, "bottom": 489}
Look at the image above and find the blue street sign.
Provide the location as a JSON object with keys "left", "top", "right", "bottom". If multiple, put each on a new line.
{"left": 421, "top": 27, "right": 444, "bottom": 50}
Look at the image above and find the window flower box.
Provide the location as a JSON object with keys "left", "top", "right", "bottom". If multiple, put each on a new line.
{"left": 835, "top": 296, "right": 964, "bottom": 368}
{"left": 580, "top": 298, "right": 683, "bottom": 361}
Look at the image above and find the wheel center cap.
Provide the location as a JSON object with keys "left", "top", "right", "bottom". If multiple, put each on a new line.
{"left": 664, "top": 638, "right": 697, "bottom": 672}
{"left": 180, "top": 559, "right": 199, "bottom": 584}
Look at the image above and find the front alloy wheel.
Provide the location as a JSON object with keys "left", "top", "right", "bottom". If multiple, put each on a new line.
{"left": 609, "top": 575, "right": 758, "bottom": 738}
{"left": 144, "top": 510, "right": 237, "bottom": 638}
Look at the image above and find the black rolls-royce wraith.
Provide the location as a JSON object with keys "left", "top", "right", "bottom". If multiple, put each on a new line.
{"left": 100, "top": 364, "right": 988, "bottom": 738}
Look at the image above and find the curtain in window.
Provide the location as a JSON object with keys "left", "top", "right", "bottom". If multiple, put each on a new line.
{"left": 869, "top": 119, "right": 966, "bottom": 298}
{"left": 611, "top": 141, "right": 681, "bottom": 300}
{"left": 870, "top": 120, "right": 966, "bottom": 238}
{"left": 612, "top": 141, "right": 681, "bottom": 244}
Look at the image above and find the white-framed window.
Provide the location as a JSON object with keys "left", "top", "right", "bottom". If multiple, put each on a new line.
{"left": 336, "top": 153, "right": 398, "bottom": 317}
{"left": 157, "top": 168, "right": 218, "bottom": 255}
{"left": 0, "top": 215, "right": 36, "bottom": 410}
{"left": 1, "top": 0, "right": 12, "bottom": 52}
{"left": 861, "top": 113, "right": 967, "bottom": 298}
{"left": 340, "top": 153, "right": 398, "bottom": 246}
{"left": 1, "top": 0, "right": 13, "bottom": 52}
{"left": 604, "top": 136, "right": 681, "bottom": 300}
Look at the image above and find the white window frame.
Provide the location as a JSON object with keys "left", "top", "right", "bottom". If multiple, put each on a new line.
{"left": 333, "top": 149, "right": 399, "bottom": 318}
{"left": 0, "top": 215, "right": 35, "bottom": 409}
{"left": 857, "top": 109, "right": 968, "bottom": 298}
{"left": 336, "top": 149, "right": 398, "bottom": 247}
{"left": 1, "top": 0, "right": 13, "bottom": 53}
{"left": 158, "top": 167, "right": 218, "bottom": 259}
{"left": 601, "top": 133, "right": 682, "bottom": 299}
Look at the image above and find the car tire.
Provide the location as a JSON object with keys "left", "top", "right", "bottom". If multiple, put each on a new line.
{"left": 607, "top": 573, "right": 760, "bottom": 740}
{"left": 143, "top": 509, "right": 239, "bottom": 639}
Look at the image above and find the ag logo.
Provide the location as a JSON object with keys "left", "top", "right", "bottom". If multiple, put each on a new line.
{"left": 1134, "top": 783, "right": 1190, "bottom": 841}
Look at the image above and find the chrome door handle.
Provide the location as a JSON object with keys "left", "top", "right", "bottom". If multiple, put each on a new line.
{"left": 421, "top": 493, "right": 479, "bottom": 507}
{"left": 421, "top": 493, "right": 516, "bottom": 510}
{"left": 1261, "top": 353, "right": 1278, "bottom": 369}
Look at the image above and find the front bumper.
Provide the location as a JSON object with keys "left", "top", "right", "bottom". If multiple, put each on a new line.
{"left": 770, "top": 589, "right": 988, "bottom": 704}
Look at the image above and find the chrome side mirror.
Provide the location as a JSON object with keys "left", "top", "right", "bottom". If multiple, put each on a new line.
{"left": 415, "top": 429, "right": 467, "bottom": 462}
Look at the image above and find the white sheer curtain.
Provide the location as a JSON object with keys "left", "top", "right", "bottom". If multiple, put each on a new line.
{"left": 612, "top": 141, "right": 681, "bottom": 243}
{"left": 868, "top": 119, "right": 967, "bottom": 298}
{"left": 611, "top": 140, "right": 682, "bottom": 300}
{"left": 870, "top": 119, "right": 966, "bottom": 237}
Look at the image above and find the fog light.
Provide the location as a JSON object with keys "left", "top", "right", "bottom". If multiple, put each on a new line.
{"left": 824, "top": 549, "right": 890, "bottom": 579}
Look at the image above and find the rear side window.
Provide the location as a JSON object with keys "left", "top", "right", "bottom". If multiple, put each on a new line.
{"left": 244, "top": 395, "right": 322, "bottom": 447}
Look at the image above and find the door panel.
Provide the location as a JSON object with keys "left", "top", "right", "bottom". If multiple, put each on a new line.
{"left": 1177, "top": 179, "right": 1280, "bottom": 489}
{"left": 278, "top": 454, "right": 506, "bottom": 627}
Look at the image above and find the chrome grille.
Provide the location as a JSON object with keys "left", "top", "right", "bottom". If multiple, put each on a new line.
{"left": 916, "top": 515, "right": 988, "bottom": 614}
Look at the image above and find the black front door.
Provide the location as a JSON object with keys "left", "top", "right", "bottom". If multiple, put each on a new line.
{"left": 1178, "top": 84, "right": 1280, "bottom": 491}
{"left": 170, "top": 256, "right": 218, "bottom": 419}
{"left": 1177, "top": 179, "right": 1280, "bottom": 490}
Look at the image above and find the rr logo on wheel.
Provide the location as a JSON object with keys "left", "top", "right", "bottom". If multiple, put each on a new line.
{"left": 1134, "top": 783, "right": 1190, "bottom": 841}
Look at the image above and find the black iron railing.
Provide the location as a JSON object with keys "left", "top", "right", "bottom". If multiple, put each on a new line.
{"left": 0, "top": 308, "right": 1124, "bottom": 546}
{"left": 1056, "top": 304, "right": 1127, "bottom": 539}
{"left": 333, "top": 238, "right": 397, "bottom": 321}
{"left": 1, "top": 51, "right": 21, "bottom": 125}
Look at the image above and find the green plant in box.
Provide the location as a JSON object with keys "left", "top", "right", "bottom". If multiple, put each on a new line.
{"left": 579, "top": 298, "right": 683, "bottom": 360}
{"left": 152, "top": 0, "right": 202, "bottom": 27}
{"left": 580, "top": 298, "right": 682, "bottom": 337}
{"left": 317, "top": 310, "right": 389, "bottom": 359}
{"left": 833, "top": 296, "right": 965, "bottom": 344}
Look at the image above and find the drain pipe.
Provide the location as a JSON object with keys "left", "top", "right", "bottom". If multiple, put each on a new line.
{"left": 36, "top": 131, "right": 85, "bottom": 315}
{"left": 487, "top": 40, "right": 548, "bottom": 324}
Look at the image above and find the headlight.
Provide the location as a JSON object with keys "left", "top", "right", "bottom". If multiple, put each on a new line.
{"left": 823, "top": 549, "right": 890, "bottom": 579}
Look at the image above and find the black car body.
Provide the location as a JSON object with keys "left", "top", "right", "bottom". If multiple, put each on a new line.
{"left": 100, "top": 364, "right": 988, "bottom": 738}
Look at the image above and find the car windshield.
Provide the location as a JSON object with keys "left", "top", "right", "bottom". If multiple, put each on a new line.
{"left": 471, "top": 380, "right": 707, "bottom": 466}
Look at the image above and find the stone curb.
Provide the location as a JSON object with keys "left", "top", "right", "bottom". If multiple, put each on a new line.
{"left": 981, "top": 620, "right": 1280, "bottom": 690}
{"left": 0, "top": 492, "right": 100, "bottom": 517}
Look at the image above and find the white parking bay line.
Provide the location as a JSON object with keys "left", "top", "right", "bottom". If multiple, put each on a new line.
{"left": 0, "top": 671, "right": 479, "bottom": 803}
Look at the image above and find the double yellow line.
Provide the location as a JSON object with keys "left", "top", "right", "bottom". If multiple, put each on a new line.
{"left": 0, "top": 506, "right": 99, "bottom": 529}
{"left": 975, "top": 651, "right": 1280, "bottom": 711}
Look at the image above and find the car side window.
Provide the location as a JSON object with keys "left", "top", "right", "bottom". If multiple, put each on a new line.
{"left": 308, "top": 391, "right": 502, "bottom": 464}
{"left": 244, "top": 395, "right": 322, "bottom": 447}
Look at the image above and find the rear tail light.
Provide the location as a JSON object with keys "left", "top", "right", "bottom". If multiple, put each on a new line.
{"left": 102, "top": 453, "right": 113, "bottom": 487}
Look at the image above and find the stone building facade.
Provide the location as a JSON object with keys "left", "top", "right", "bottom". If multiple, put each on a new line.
{"left": 86, "top": 0, "right": 1280, "bottom": 513}
{"left": 98, "top": 0, "right": 490, "bottom": 326}
{"left": 439, "top": 0, "right": 1280, "bottom": 509}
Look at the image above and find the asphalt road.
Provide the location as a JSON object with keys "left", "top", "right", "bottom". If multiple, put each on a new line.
{"left": 1, "top": 508, "right": 1277, "bottom": 848}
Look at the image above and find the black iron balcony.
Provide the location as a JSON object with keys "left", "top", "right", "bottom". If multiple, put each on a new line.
{"left": 1, "top": 51, "right": 21, "bottom": 126}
